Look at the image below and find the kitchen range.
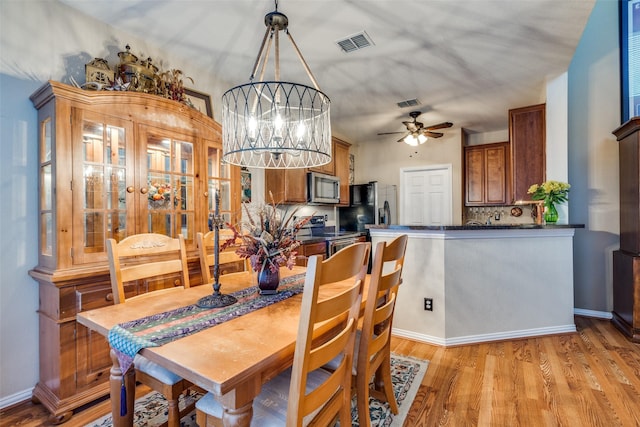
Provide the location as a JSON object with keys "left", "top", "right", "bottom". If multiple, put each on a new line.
{"left": 295, "top": 215, "right": 365, "bottom": 258}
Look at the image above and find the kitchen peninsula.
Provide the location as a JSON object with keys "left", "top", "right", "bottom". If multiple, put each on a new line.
{"left": 369, "top": 224, "right": 584, "bottom": 346}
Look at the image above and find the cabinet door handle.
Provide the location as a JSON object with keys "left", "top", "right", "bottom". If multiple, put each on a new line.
{"left": 140, "top": 187, "right": 149, "bottom": 194}
{"left": 126, "top": 186, "right": 135, "bottom": 193}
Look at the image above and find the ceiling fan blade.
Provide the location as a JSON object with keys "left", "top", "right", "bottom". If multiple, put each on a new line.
{"left": 377, "top": 131, "right": 405, "bottom": 136}
{"left": 423, "top": 131, "right": 444, "bottom": 138}
{"left": 424, "top": 121, "right": 453, "bottom": 130}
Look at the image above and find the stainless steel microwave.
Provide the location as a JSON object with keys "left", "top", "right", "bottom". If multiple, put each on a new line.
{"left": 307, "top": 172, "right": 340, "bottom": 204}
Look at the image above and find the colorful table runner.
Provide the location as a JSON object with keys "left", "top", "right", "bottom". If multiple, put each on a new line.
{"left": 108, "top": 273, "right": 306, "bottom": 375}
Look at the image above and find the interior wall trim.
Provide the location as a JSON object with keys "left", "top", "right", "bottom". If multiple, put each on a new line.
{"left": 573, "top": 308, "right": 613, "bottom": 319}
{"left": 0, "top": 387, "right": 33, "bottom": 410}
{"left": 393, "top": 324, "right": 578, "bottom": 347}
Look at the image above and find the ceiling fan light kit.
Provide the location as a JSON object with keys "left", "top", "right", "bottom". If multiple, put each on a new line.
{"left": 404, "top": 133, "right": 428, "bottom": 146}
{"left": 378, "top": 110, "right": 453, "bottom": 146}
{"left": 221, "top": 1, "right": 332, "bottom": 169}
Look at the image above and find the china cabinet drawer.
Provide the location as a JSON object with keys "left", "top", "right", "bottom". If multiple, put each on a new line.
{"left": 76, "top": 283, "right": 114, "bottom": 313}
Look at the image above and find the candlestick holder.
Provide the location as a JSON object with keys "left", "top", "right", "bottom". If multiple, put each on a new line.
{"left": 197, "top": 190, "right": 238, "bottom": 308}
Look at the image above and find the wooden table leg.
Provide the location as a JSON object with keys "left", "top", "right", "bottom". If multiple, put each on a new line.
{"left": 222, "top": 401, "right": 253, "bottom": 427}
{"left": 218, "top": 378, "right": 260, "bottom": 427}
{"left": 109, "top": 349, "right": 135, "bottom": 427}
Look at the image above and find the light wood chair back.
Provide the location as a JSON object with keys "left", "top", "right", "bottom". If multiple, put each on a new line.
{"left": 355, "top": 234, "right": 408, "bottom": 427}
{"left": 107, "top": 233, "right": 190, "bottom": 305}
{"left": 286, "top": 241, "right": 370, "bottom": 426}
{"left": 195, "top": 241, "right": 370, "bottom": 427}
{"left": 106, "top": 232, "right": 193, "bottom": 427}
{"left": 197, "top": 230, "right": 249, "bottom": 284}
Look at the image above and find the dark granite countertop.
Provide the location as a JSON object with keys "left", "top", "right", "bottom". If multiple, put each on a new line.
{"left": 367, "top": 224, "right": 585, "bottom": 231}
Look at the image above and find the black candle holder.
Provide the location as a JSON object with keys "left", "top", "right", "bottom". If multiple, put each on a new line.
{"left": 197, "top": 189, "right": 238, "bottom": 309}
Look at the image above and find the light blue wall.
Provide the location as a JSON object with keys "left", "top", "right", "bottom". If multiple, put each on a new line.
{"left": 0, "top": 73, "right": 41, "bottom": 406}
{"left": 568, "top": 0, "right": 621, "bottom": 313}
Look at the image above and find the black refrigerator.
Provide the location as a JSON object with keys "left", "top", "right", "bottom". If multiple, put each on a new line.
{"left": 338, "top": 182, "right": 397, "bottom": 232}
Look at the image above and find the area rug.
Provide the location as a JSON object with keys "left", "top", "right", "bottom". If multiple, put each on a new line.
{"left": 85, "top": 353, "right": 428, "bottom": 427}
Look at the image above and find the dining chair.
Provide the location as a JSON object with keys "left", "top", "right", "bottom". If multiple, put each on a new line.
{"left": 354, "top": 234, "right": 408, "bottom": 427}
{"left": 197, "top": 229, "right": 249, "bottom": 285}
{"left": 106, "top": 233, "right": 195, "bottom": 427}
{"left": 195, "top": 241, "right": 371, "bottom": 427}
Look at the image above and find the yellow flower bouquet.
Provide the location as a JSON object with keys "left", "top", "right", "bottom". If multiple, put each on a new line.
{"left": 527, "top": 180, "right": 570, "bottom": 205}
{"left": 527, "top": 180, "right": 570, "bottom": 223}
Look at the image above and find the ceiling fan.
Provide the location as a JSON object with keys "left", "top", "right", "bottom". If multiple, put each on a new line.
{"left": 377, "top": 111, "right": 453, "bottom": 146}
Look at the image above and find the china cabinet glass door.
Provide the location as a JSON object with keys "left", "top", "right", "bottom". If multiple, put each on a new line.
{"left": 142, "top": 127, "right": 196, "bottom": 244}
{"left": 39, "top": 117, "right": 53, "bottom": 258}
{"left": 206, "top": 144, "right": 232, "bottom": 228}
{"left": 72, "top": 110, "right": 134, "bottom": 264}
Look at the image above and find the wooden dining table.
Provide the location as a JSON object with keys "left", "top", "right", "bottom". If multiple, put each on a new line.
{"left": 76, "top": 266, "right": 366, "bottom": 427}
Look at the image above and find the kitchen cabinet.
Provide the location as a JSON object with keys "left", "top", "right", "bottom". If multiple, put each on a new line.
{"left": 307, "top": 155, "right": 335, "bottom": 175}
{"left": 612, "top": 117, "right": 640, "bottom": 342}
{"left": 28, "top": 81, "right": 239, "bottom": 423}
{"left": 264, "top": 167, "right": 308, "bottom": 203}
{"left": 333, "top": 138, "right": 351, "bottom": 206}
{"left": 265, "top": 137, "right": 351, "bottom": 205}
{"left": 509, "top": 103, "right": 546, "bottom": 202}
{"left": 295, "top": 241, "right": 327, "bottom": 266}
{"left": 464, "top": 142, "right": 510, "bottom": 206}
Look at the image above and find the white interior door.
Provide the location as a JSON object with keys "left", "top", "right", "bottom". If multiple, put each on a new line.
{"left": 400, "top": 165, "right": 452, "bottom": 225}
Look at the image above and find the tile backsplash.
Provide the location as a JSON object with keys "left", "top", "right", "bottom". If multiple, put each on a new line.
{"left": 464, "top": 205, "right": 538, "bottom": 225}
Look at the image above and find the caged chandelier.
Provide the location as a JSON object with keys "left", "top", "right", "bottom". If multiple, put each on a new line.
{"left": 221, "top": 1, "right": 331, "bottom": 169}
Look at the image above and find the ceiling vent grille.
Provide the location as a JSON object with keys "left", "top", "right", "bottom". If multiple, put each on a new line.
{"left": 396, "top": 99, "right": 421, "bottom": 108}
{"left": 335, "top": 31, "right": 374, "bottom": 53}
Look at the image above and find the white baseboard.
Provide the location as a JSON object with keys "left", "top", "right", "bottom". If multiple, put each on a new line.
{"left": 0, "top": 387, "right": 33, "bottom": 410}
{"left": 393, "top": 324, "right": 577, "bottom": 347}
{"left": 574, "top": 308, "right": 612, "bottom": 319}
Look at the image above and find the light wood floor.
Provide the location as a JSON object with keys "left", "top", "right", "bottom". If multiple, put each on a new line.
{"left": 2, "top": 316, "right": 639, "bottom": 427}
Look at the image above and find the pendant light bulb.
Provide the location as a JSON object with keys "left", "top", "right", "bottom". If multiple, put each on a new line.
{"left": 248, "top": 116, "right": 258, "bottom": 141}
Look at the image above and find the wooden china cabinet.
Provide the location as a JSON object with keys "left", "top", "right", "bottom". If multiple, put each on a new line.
{"left": 29, "top": 81, "right": 240, "bottom": 423}
{"left": 612, "top": 117, "right": 640, "bottom": 342}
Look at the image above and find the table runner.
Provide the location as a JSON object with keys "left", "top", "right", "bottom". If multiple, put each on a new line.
{"left": 108, "top": 273, "right": 306, "bottom": 375}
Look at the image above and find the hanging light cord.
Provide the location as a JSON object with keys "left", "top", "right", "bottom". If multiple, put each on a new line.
{"left": 248, "top": 0, "right": 322, "bottom": 91}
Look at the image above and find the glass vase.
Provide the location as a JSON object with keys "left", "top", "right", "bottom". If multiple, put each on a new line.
{"left": 257, "top": 266, "right": 280, "bottom": 295}
{"left": 544, "top": 202, "right": 558, "bottom": 224}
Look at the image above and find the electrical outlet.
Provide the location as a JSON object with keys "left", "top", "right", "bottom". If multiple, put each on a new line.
{"left": 424, "top": 298, "right": 433, "bottom": 311}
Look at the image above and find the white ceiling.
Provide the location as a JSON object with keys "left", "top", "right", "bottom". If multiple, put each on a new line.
{"left": 59, "top": 0, "right": 595, "bottom": 146}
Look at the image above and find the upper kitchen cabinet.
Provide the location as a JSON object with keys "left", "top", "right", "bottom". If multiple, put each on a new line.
{"left": 28, "top": 81, "right": 238, "bottom": 422}
{"left": 464, "top": 141, "right": 510, "bottom": 206}
{"left": 307, "top": 151, "right": 335, "bottom": 175}
{"left": 333, "top": 138, "right": 351, "bottom": 206}
{"left": 265, "top": 167, "right": 308, "bottom": 204}
{"left": 509, "top": 103, "right": 546, "bottom": 202}
{"left": 264, "top": 137, "right": 351, "bottom": 205}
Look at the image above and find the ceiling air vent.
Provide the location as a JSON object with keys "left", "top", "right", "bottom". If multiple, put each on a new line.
{"left": 335, "top": 31, "right": 374, "bottom": 53}
{"left": 396, "top": 99, "right": 421, "bottom": 109}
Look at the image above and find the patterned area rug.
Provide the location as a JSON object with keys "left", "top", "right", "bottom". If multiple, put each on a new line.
{"left": 85, "top": 354, "right": 428, "bottom": 427}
